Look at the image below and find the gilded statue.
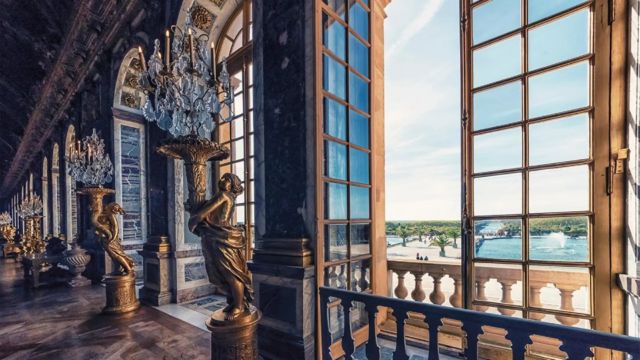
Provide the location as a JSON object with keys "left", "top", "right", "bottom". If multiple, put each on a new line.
{"left": 0, "top": 224, "right": 16, "bottom": 243}
{"left": 188, "top": 173, "right": 253, "bottom": 321}
{"left": 93, "top": 202, "right": 135, "bottom": 275}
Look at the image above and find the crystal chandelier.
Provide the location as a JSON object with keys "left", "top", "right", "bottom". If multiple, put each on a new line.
{"left": 0, "top": 212, "right": 11, "bottom": 225}
{"left": 65, "top": 128, "right": 114, "bottom": 187}
{"left": 138, "top": 12, "right": 234, "bottom": 138}
{"left": 18, "top": 194, "right": 43, "bottom": 218}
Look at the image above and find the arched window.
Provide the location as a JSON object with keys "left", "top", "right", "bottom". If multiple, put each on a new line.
{"left": 215, "top": 0, "right": 254, "bottom": 256}
{"left": 42, "top": 157, "right": 49, "bottom": 237}
{"left": 51, "top": 143, "right": 61, "bottom": 236}
{"left": 64, "top": 126, "right": 78, "bottom": 241}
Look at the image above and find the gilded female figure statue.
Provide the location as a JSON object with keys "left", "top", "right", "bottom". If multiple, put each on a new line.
{"left": 188, "top": 173, "right": 253, "bottom": 321}
{"left": 93, "top": 202, "right": 135, "bottom": 275}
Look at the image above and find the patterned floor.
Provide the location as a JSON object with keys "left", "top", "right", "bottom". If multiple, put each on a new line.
{"left": 0, "top": 258, "right": 210, "bottom": 360}
{"left": 180, "top": 294, "right": 227, "bottom": 316}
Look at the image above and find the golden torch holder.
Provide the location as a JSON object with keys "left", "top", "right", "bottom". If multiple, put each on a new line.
{"left": 78, "top": 186, "right": 140, "bottom": 315}
{"left": 158, "top": 135, "right": 261, "bottom": 359}
{"left": 1, "top": 224, "right": 18, "bottom": 257}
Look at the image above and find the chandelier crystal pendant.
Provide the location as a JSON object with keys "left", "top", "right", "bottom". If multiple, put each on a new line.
{"left": 0, "top": 212, "right": 11, "bottom": 225}
{"left": 65, "top": 128, "right": 114, "bottom": 187}
{"left": 138, "top": 12, "right": 234, "bottom": 139}
{"left": 18, "top": 194, "right": 43, "bottom": 218}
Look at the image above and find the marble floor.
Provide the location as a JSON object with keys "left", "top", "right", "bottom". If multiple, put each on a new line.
{"left": 0, "top": 258, "right": 210, "bottom": 360}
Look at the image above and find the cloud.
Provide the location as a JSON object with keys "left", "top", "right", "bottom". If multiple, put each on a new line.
{"left": 386, "top": 0, "right": 446, "bottom": 61}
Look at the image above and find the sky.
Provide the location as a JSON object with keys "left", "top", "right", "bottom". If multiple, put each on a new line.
{"left": 384, "top": 0, "right": 461, "bottom": 221}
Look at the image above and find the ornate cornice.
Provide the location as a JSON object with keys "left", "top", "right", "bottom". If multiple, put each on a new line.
{"left": 0, "top": 0, "right": 144, "bottom": 198}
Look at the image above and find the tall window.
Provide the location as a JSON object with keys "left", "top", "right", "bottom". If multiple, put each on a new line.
{"left": 51, "top": 143, "right": 61, "bottom": 237}
{"left": 215, "top": 0, "right": 255, "bottom": 256}
{"left": 42, "top": 157, "right": 49, "bottom": 237}
{"left": 319, "top": 0, "right": 372, "bottom": 342}
{"left": 65, "top": 126, "right": 78, "bottom": 241}
{"left": 464, "top": 0, "right": 595, "bottom": 327}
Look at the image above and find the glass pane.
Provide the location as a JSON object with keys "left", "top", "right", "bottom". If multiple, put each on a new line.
{"left": 349, "top": 72, "right": 369, "bottom": 112}
{"left": 474, "top": 263, "right": 523, "bottom": 306}
{"left": 529, "top": 217, "right": 589, "bottom": 262}
{"left": 324, "top": 98, "right": 347, "bottom": 140}
{"left": 473, "top": 127, "right": 522, "bottom": 173}
{"left": 529, "top": 165, "right": 589, "bottom": 213}
{"left": 324, "top": 0, "right": 346, "bottom": 19}
{"left": 350, "top": 185, "right": 370, "bottom": 219}
{"left": 325, "top": 140, "right": 347, "bottom": 180}
{"left": 349, "top": 148, "right": 369, "bottom": 184}
{"left": 474, "top": 219, "right": 522, "bottom": 260}
{"left": 232, "top": 139, "right": 244, "bottom": 160}
{"left": 474, "top": 173, "right": 522, "bottom": 216}
{"left": 233, "top": 161, "right": 245, "bottom": 182}
{"left": 528, "top": 61, "right": 589, "bottom": 119}
{"left": 349, "top": 0, "right": 369, "bottom": 41}
{"left": 349, "top": 33, "right": 369, "bottom": 77}
{"left": 529, "top": 265, "right": 590, "bottom": 314}
{"left": 350, "top": 259, "right": 371, "bottom": 292}
{"left": 529, "top": 0, "right": 587, "bottom": 23}
{"left": 528, "top": 9, "right": 590, "bottom": 70}
{"left": 529, "top": 114, "right": 589, "bottom": 166}
{"left": 232, "top": 118, "right": 244, "bottom": 138}
{"left": 326, "top": 182, "right": 347, "bottom": 219}
{"left": 349, "top": 111, "right": 369, "bottom": 148}
{"left": 325, "top": 224, "right": 347, "bottom": 261}
{"left": 473, "top": 81, "right": 522, "bottom": 131}
{"left": 350, "top": 223, "right": 370, "bottom": 257}
{"left": 323, "top": 13, "right": 346, "bottom": 60}
{"left": 325, "top": 263, "right": 349, "bottom": 289}
{"left": 323, "top": 55, "right": 346, "bottom": 99}
{"left": 472, "top": 0, "right": 520, "bottom": 44}
{"left": 473, "top": 35, "right": 521, "bottom": 87}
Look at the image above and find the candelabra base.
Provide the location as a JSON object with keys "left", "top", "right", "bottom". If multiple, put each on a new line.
{"left": 206, "top": 306, "right": 261, "bottom": 360}
{"left": 103, "top": 273, "right": 140, "bottom": 315}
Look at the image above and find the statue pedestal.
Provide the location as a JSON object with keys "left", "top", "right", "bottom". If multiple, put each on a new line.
{"left": 103, "top": 273, "right": 140, "bottom": 314}
{"left": 206, "top": 306, "right": 261, "bottom": 360}
{"left": 138, "top": 235, "right": 172, "bottom": 306}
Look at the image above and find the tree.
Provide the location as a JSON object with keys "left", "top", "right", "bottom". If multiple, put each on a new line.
{"left": 414, "top": 224, "right": 427, "bottom": 243}
{"left": 432, "top": 234, "right": 453, "bottom": 257}
{"left": 395, "top": 226, "right": 412, "bottom": 247}
{"left": 447, "top": 228, "right": 460, "bottom": 249}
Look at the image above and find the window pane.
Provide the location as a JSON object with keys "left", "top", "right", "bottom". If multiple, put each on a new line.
{"left": 325, "top": 263, "right": 348, "bottom": 289}
{"left": 324, "top": 98, "right": 347, "bottom": 140}
{"left": 326, "top": 183, "right": 347, "bottom": 219}
{"left": 349, "top": 72, "right": 369, "bottom": 112}
{"left": 528, "top": 0, "right": 587, "bottom": 23}
{"left": 474, "top": 219, "right": 522, "bottom": 260}
{"left": 529, "top": 165, "right": 589, "bottom": 213}
{"left": 473, "top": 35, "right": 521, "bottom": 87}
{"left": 324, "top": 0, "right": 346, "bottom": 19}
{"left": 323, "top": 55, "right": 346, "bottom": 99}
{"left": 529, "top": 114, "right": 589, "bottom": 166}
{"left": 349, "top": 33, "right": 369, "bottom": 77}
{"left": 529, "top": 266, "right": 590, "bottom": 314}
{"left": 349, "top": 0, "right": 369, "bottom": 41}
{"left": 528, "top": 9, "right": 590, "bottom": 70}
{"left": 349, "top": 111, "right": 369, "bottom": 148}
{"left": 232, "top": 118, "right": 244, "bottom": 138}
{"left": 350, "top": 258, "right": 371, "bottom": 292}
{"left": 472, "top": 0, "right": 520, "bottom": 44}
{"left": 325, "top": 224, "right": 347, "bottom": 261}
{"left": 473, "top": 81, "right": 522, "bottom": 131}
{"left": 474, "top": 173, "right": 522, "bottom": 216}
{"left": 475, "top": 263, "right": 523, "bottom": 305}
{"left": 349, "top": 148, "right": 369, "bottom": 184}
{"left": 325, "top": 140, "right": 347, "bottom": 180}
{"left": 473, "top": 127, "right": 522, "bottom": 173}
{"left": 350, "top": 185, "right": 370, "bottom": 219}
{"left": 323, "top": 13, "right": 346, "bottom": 60}
{"left": 529, "top": 61, "right": 589, "bottom": 118}
{"left": 529, "top": 217, "right": 589, "bottom": 262}
{"left": 350, "top": 223, "right": 371, "bottom": 257}
{"left": 232, "top": 139, "right": 244, "bottom": 160}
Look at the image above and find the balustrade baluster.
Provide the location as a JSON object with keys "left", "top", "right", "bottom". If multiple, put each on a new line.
{"left": 425, "top": 316, "right": 443, "bottom": 360}
{"left": 320, "top": 292, "right": 333, "bottom": 360}
{"left": 528, "top": 281, "right": 545, "bottom": 320}
{"left": 411, "top": 272, "right": 426, "bottom": 302}
{"left": 365, "top": 303, "right": 380, "bottom": 360}
{"left": 450, "top": 274, "right": 463, "bottom": 308}
{"left": 505, "top": 330, "right": 532, "bottom": 360}
{"left": 329, "top": 266, "right": 338, "bottom": 288}
{"left": 498, "top": 280, "right": 517, "bottom": 316}
{"left": 393, "top": 309, "right": 409, "bottom": 360}
{"left": 461, "top": 321, "right": 483, "bottom": 360}
{"left": 429, "top": 273, "right": 446, "bottom": 305}
{"left": 558, "top": 339, "right": 594, "bottom": 360}
{"left": 394, "top": 270, "right": 409, "bottom": 299}
{"left": 474, "top": 277, "right": 489, "bottom": 312}
{"left": 555, "top": 286, "right": 580, "bottom": 326}
{"left": 341, "top": 300, "right": 355, "bottom": 358}
{"left": 338, "top": 264, "right": 348, "bottom": 289}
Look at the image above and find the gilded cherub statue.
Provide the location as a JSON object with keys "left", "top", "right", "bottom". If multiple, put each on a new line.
{"left": 188, "top": 173, "right": 254, "bottom": 321}
{"left": 93, "top": 202, "right": 135, "bottom": 275}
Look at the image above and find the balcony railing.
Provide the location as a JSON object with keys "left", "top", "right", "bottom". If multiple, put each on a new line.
{"left": 319, "top": 286, "right": 640, "bottom": 360}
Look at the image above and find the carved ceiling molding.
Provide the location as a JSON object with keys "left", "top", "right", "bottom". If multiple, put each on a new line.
{"left": 0, "top": 0, "right": 145, "bottom": 198}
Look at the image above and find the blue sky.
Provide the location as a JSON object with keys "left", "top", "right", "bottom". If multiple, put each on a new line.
{"left": 384, "top": 0, "right": 461, "bottom": 220}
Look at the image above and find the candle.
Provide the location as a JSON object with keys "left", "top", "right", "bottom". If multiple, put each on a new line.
{"left": 210, "top": 42, "right": 216, "bottom": 82}
{"left": 188, "top": 28, "right": 195, "bottom": 68}
{"left": 76, "top": 140, "right": 81, "bottom": 155}
{"left": 165, "top": 30, "right": 171, "bottom": 69}
{"left": 138, "top": 46, "right": 147, "bottom": 72}
{"left": 87, "top": 145, "right": 93, "bottom": 163}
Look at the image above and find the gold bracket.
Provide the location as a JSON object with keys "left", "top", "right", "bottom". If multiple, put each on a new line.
{"left": 615, "top": 148, "right": 630, "bottom": 174}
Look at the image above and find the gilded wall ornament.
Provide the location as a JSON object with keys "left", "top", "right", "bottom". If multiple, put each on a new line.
{"left": 208, "top": 0, "right": 227, "bottom": 9}
{"left": 191, "top": 4, "right": 215, "bottom": 33}
{"left": 120, "top": 92, "right": 140, "bottom": 109}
